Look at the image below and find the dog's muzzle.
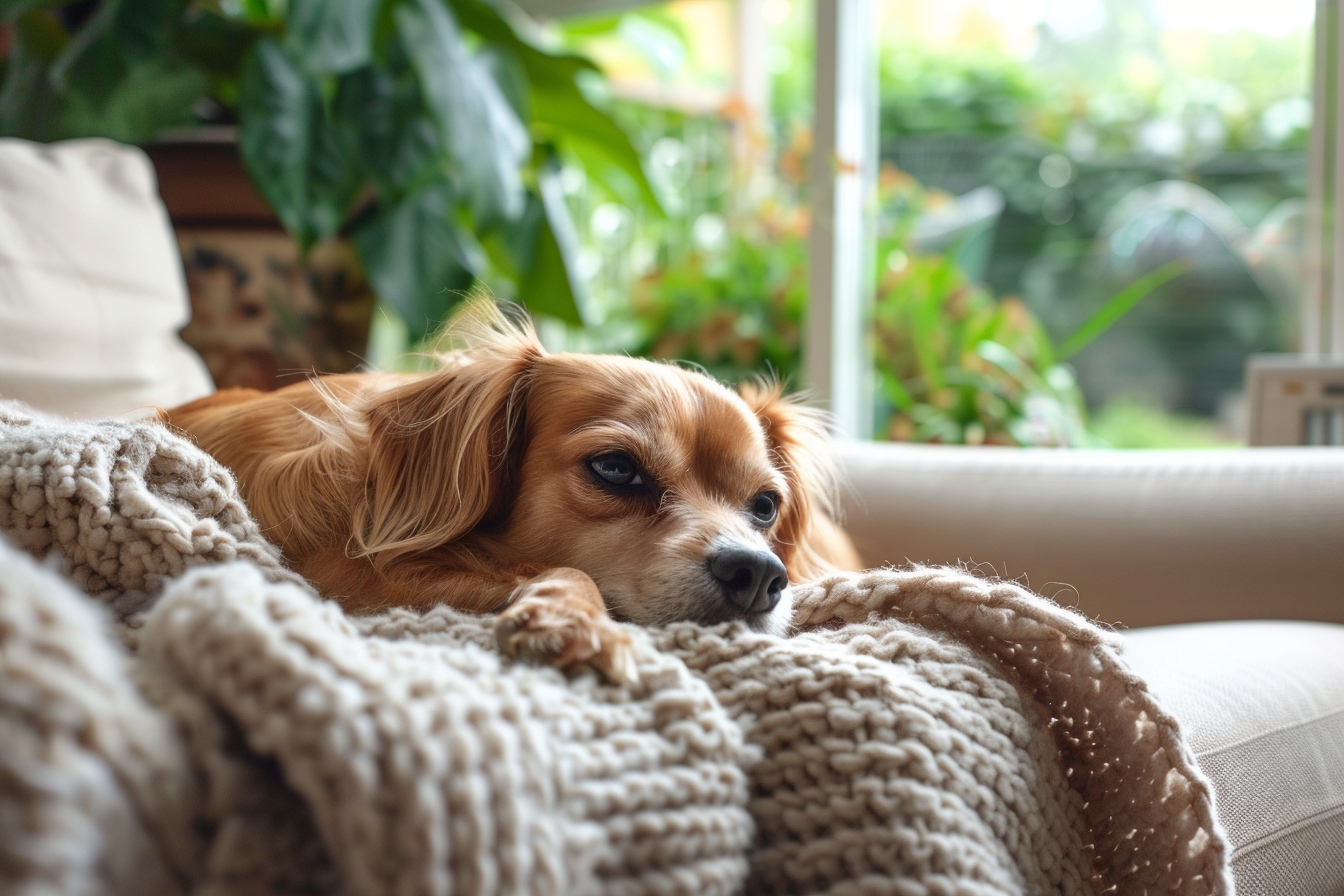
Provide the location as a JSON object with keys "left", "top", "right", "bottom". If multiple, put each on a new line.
{"left": 708, "top": 545, "right": 788, "bottom": 616}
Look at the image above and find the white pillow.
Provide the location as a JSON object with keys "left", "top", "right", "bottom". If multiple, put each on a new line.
{"left": 0, "top": 138, "right": 215, "bottom": 419}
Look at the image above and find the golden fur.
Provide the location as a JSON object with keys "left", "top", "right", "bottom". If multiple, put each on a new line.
{"left": 166, "top": 302, "right": 860, "bottom": 681}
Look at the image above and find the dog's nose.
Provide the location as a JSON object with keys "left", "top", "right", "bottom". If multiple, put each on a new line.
{"left": 709, "top": 546, "right": 788, "bottom": 615}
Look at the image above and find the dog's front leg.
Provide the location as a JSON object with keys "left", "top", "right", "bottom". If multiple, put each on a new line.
{"left": 493, "top": 567, "right": 637, "bottom": 684}
{"left": 314, "top": 558, "right": 637, "bottom": 683}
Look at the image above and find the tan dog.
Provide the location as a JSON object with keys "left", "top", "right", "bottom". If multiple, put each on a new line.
{"left": 166, "top": 303, "right": 859, "bottom": 681}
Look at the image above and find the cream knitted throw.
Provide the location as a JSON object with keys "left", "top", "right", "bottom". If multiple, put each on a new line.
{"left": 0, "top": 401, "right": 1233, "bottom": 895}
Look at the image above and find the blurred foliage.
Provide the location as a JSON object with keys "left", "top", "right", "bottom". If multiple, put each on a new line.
{"left": 1089, "top": 398, "right": 1241, "bottom": 448}
{"left": 872, "top": 246, "right": 1185, "bottom": 446}
{"left": 1027, "top": 0, "right": 1312, "bottom": 157}
{"left": 552, "top": 0, "right": 1308, "bottom": 444}
{"left": 770, "top": 2, "right": 1310, "bottom": 156}
{"left": 872, "top": 249, "right": 1091, "bottom": 446}
{"left": 607, "top": 125, "right": 1181, "bottom": 446}
{"left": 618, "top": 201, "right": 1176, "bottom": 447}
{"left": 621, "top": 197, "right": 807, "bottom": 385}
{"left": 879, "top": 47, "right": 1043, "bottom": 139}
{"left": 0, "top": 0, "right": 660, "bottom": 340}
{"left": 552, "top": 1, "right": 1229, "bottom": 445}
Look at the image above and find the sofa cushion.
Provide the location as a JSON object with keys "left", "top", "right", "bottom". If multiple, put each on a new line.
{"left": 0, "top": 138, "right": 214, "bottom": 419}
{"left": 1124, "top": 621, "right": 1344, "bottom": 896}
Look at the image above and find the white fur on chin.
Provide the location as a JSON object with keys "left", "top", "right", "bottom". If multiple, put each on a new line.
{"left": 744, "top": 587, "right": 794, "bottom": 637}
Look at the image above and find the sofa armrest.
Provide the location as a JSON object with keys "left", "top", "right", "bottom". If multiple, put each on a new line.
{"left": 1125, "top": 620, "right": 1344, "bottom": 894}
{"left": 834, "top": 441, "right": 1344, "bottom": 628}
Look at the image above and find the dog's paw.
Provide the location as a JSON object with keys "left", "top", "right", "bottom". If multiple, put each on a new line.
{"left": 494, "top": 570, "right": 638, "bottom": 685}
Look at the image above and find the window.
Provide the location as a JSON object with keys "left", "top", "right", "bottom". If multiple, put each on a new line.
{"left": 537, "top": 0, "right": 1322, "bottom": 447}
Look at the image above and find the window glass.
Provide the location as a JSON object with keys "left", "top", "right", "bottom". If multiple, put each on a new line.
{"left": 557, "top": 0, "right": 1314, "bottom": 448}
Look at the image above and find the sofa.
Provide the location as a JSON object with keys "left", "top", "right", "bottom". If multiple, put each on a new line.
{"left": 2, "top": 137, "right": 1342, "bottom": 894}
{"left": 836, "top": 440, "right": 1344, "bottom": 893}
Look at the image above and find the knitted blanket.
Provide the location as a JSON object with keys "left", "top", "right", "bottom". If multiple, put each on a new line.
{"left": 0, "top": 401, "right": 1233, "bottom": 895}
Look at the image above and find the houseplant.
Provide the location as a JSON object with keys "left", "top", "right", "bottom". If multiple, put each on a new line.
{"left": 0, "top": 0, "right": 657, "bottom": 351}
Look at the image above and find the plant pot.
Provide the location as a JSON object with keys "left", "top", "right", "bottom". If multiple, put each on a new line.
{"left": 145, "top": 128, "right": 374, "bottom": 393}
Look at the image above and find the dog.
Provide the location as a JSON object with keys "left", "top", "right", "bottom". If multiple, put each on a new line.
{"left": 166, "top": 302, "right": 860, "bottom": 682}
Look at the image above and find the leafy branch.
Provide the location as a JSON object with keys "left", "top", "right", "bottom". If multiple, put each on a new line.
{"left": 0, "top": 0, "right": 660, "bottom": 339}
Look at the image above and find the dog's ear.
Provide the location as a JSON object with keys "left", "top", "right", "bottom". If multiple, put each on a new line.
{"left": 739, "top": 381, "right": 845, "bottom": 581}
{"left": 352, "top": 314, "right": 543, "bottom": 565}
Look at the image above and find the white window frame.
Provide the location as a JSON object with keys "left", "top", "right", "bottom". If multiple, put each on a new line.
{"left": 1308, "top": 0, "right": 1344, "bottom": 357}
{"left": 805, "top": 0, "right": 878, "bottom": 439}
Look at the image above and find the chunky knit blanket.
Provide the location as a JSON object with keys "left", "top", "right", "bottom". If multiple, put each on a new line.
{"left": 0, "top": 400, "right": 1233, "bottom": 896}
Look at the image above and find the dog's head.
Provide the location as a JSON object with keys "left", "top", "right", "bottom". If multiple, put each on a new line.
{"left": 354, "top": 303, "right": 840, "bottom": 634}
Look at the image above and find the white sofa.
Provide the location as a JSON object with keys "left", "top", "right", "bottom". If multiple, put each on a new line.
{"left": 3, "top": 136, "right": 1343, "bottom": 894}
{"left": 837, "top": 440, "right": 1344, "bottom": 893}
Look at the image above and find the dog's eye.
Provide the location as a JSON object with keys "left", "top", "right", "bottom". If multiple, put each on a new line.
{"left": 750, "top": 491, "right": 779, "bottom": 526}
{"left": 589, "top": 453, "right": 644, "bottom": 488}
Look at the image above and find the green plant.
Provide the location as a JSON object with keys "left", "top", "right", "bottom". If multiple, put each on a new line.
{"left": 879, "top": 46, "right": 1042, "bottom": 138}
{"left": 603, "top": 123, "right": 1185, "bottom": 447}
{"left": 620, "top": 205, "right": 808, "bottom": 385}
{"left": 1089, "top": 398, "right": 1240, "bottom": 449}
{"left": 620, "top": 218, "right": 1186, "bottom": 447}
{"left": 874, "top": 249, "right": 1186, "bottom": 446}
{"left": 0, "top": 0, "right": 658, "bottom": 339}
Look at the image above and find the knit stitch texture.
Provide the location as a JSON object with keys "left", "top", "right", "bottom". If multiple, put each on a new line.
{"left": 0, "top": 401, "right": 1234, "bottom": 895}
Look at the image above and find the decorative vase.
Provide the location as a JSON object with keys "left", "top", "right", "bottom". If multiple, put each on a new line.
{"left": 146, "top": 128, "right": 374, "bottom": 392}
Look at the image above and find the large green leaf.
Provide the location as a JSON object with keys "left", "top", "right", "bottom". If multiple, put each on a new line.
{"left": 334, "top": 63, "right": 441, "bottom": 200}
{"left": 512, "top": 165, "right": 591, "bottom": 325}
{"left": 532, "top": 79, "right": 661, "bottom": 213}
{"left": 354, "top": 181, "right": 485, "bottom": 341}
{"left": 556, "top": 7, "right": 690, "bottom": 43}
{"left": 238, "top": 38, "right": 363, "bottom": 249}
{"left": 453, "top": 0, "right": 660, "bottom": 213}
{"left": 477, "top": 43, "right": 530, "bottom": 123}
{"left": 449, "top": 0, "right": 537, "bottom": 43}
{"left": 285, "top": 0, "right": 380, "bottom": 74}
{"left": 395, "top": 0, "right": 526, "bottom": 226}
{"left": 238, "top": 0, "right": 279, "bottom": 22}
